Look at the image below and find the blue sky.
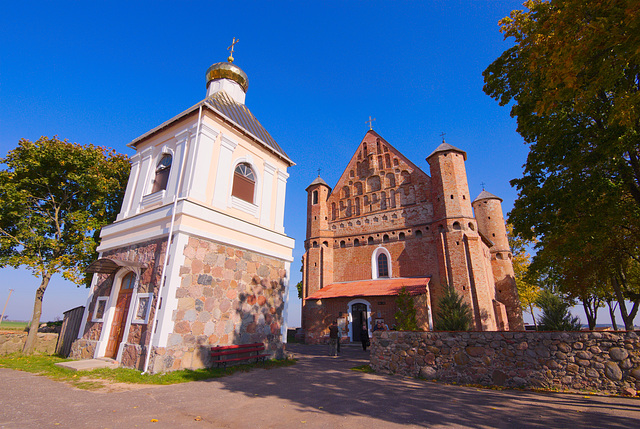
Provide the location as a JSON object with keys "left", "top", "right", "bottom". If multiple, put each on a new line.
{"left": 1, "top": 1, "right": 635, "bottom": 328}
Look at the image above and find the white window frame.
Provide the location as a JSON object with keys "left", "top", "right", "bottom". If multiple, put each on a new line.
{"left": 92, "top": 296, "right": 109, "bottom": 322}
{"left": 131, "top": 293, "right": 153, "bottom": 324}
{"left": 371, "top": 246, "right": 393, "bottom": 279}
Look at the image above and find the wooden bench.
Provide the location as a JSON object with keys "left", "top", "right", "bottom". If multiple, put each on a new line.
{"left": 210, "top": 343, "right": 270, "bottom": 367}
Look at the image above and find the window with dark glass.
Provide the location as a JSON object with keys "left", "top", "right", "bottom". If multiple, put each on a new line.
{"left": 151, "top": 154, "right": 172, "bottom": 194}
{"left": 377, "top": 253, "right": 389, "bottom": 278}
{"left": 232, "top": 163, "right": 255, "bottom": 203}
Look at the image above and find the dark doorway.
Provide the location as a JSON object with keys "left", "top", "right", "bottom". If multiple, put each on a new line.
{"left": 351, "top": 303, "right": 367, "bottom": 342}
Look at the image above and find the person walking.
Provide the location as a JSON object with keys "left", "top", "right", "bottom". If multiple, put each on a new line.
{"left": 360, "top": 322, "right": 370, "bottom": 351}
{"left": 329, "top": 320, "right": 339, "bottom": 357}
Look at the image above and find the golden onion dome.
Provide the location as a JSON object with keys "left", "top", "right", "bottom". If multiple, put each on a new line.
{"left": 206, "top": 61, "right": 249, "bottom": 93}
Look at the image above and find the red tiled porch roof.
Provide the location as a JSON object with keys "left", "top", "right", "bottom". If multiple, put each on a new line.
{"left": 306, "top": 277, "right": 430, "bottom": 300}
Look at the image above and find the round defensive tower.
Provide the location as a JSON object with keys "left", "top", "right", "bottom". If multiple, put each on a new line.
{"left": 472, "top": 190, "right": 524, "bottom": 330}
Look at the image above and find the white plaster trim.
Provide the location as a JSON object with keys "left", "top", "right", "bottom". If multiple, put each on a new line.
{"left": 263, "top": 161, "right": 277, "bottom": 176}
{"left": 140, "top": 190, "right": 166, "bottom": 208}
{"left": 220, "top": 134, "right": 238, "bottom": 151}
{"left": 280, "top": 261, "right": 291, "bottom": 343}
{"left": 177, "top": 224, "right": 294, "bottom": 262}
{"left": 155, "top": 232, "right": 190, "bottom": 348}
{"left": 371, "top": 246, "right": 393, "bottom": 279}
{"left": 231, "top": 195, "right": 259, "bottom": 217}
{"left": 346, "top": 298, "right": 372, "bottom": 342}
{"left": 98, "top": 200, "right": 294, "bottom": 260}
{"left": 92, "top": 297, "right": 109, "bottom": 322}
{"left": 200, "top": 123, "right": 220, "bottom": 141}
{"left": 277, "top": 169, "right": 290, "bottom": 181}
{"left": 131, "top": 293, "right": 153, "bottom": 324}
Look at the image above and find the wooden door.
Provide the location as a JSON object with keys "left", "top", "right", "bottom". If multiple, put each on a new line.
{"left": 105, "top": 273, "right": 135, "bottom": 359}
{"left": 351, "top": 303, "right": 367, "bottom": 342}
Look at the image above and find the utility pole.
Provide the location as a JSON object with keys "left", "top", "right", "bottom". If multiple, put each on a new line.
{"left": 0, "top": 289, "right": 14, "bottom": 327}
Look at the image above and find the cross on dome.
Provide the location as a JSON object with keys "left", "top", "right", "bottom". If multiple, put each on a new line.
{"left": 366, "top": 116, "right": 376, "bottom": 130}
{"left": 227, "top": 37, "right": 239, "bottom": 63}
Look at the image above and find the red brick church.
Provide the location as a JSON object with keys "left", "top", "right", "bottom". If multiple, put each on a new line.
{"left": 301, "top": 130, "right": 523, "bottom": 343}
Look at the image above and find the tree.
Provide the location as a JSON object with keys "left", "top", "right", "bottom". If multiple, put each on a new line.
{"left": 0, "top": 137, "right": 129, "bottom": 354}
{"left": 483, "top": 0, "right": 640, "bottom": 329}
{"left": 394, "top": 287, "right": 418, "bottom": 331}
{"left": 433, "top": 285, "right": 472, "bottom": 331}
{"left": 536, "top": 290, "right": 582, "bottom": 331}
{"left": 507, "top": 223, "right": 540, "bottom": 328}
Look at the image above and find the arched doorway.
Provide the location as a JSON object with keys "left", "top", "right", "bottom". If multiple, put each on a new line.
{"left": 351, "top": 303, "right": 368, "bottom": 342}
{"left": 105, "top": 272, "right": 135, "bottom": 359}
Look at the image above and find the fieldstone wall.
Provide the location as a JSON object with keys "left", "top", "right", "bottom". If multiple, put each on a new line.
{"left": 148, "top": 236, "right": 287, "bottom": 373}
{"left": 0, "top": 332, "right": 59, "bottom": 355}
{"left": 371, "top": 330, "right": 640, "bottom": 396}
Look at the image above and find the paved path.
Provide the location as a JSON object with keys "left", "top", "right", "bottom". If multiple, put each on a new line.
{"left": 1, "top": 344, "right": 639, "bottom": 428}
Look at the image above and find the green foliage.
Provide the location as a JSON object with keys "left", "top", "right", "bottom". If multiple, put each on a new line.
{"left": 0, "top": 136, "right": 130, "bottom": 353}
{"left": 394, "top": 287, "right": 418, "bottom": 331}
{"left": 350, "top": 364, "right": 374, "bottom": 373}
{"left": 536, "top": 290, "right": 582, "bottom": 331}
{"left": 434, "top": 285, "right": 472, "bottom": 331}
{"left": 0, "top": 136, "right": 130, "bottom": 282}
{"left": 483, "top": 0, "right": 640, "bottom": 330}
{"left": 507, "top": 223, "right": 540, "bottom": 323}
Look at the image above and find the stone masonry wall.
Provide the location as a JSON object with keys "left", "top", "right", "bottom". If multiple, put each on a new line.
{"left": 371, "top": 330, "right": 640, "bottom": 395}
{"left": 0, "top": 332, "right": 59, "bottom": 355}
{"left": 149, "top": 236, "right": 287, "bottom": 373}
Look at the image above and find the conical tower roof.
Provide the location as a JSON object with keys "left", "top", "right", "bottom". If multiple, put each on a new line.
{"left": 473, "top": 189, "right": 503, "bottom": 203}
{"left": 306, "top": 176, "right": 331, "bottom": 191}
{"left": 426, "top": 142, "right": 467, "bottom": 161}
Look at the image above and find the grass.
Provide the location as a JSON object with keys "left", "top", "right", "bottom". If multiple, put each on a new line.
{"left": 0, "top": 321, "right": 29, "bottom": 331}
{"left": 0, "top": 353, "right": 296, "bottom": 389}
{"left": 350, "top": 364, "right": 375, "bottom": 373}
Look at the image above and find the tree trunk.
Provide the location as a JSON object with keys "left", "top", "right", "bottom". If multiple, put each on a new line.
{"left": 529, "top": 303, "right": 538, "bottom": 330}
{"left": 582, "top": 298, "right": 598, "bottom": 330}
{"left": 611, "top": 270, "right": 639, "bottom": 331}
{"left": 606, "top": 300, "right": 619, "bottom": 331}
{"left": 22, "top": 273, "right": 51, "bottom": 354}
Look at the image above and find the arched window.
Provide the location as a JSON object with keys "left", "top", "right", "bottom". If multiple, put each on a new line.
{"left": 377, "top": 254, "right": 389, "bottom": 278}
{"left": 371, "top": 247, "right": 392, "bottom": 279}
{"left": 151, "top": 154, "right": 172, "bottom": 194}
{"left": 354, "top": 238, "right": 360, "bottom": 247}
{"left": 232, "top": 163, "right": 256, "bottom": 203}
{"left": 312, "top": 190, "right": 318, "bottom": 205}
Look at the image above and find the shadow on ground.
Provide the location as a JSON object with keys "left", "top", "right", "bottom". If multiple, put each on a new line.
{"left": 200, "top": 343, "right": 640, "bottom": 428}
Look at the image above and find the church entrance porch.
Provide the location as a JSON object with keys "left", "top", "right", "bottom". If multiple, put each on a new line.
{"left": 105, "top": 272, "right": 135, "bottom": 359}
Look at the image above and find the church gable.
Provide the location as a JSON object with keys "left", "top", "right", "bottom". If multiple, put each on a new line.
{"left": 327, "top": 131, "right": 432, "bottom": 220}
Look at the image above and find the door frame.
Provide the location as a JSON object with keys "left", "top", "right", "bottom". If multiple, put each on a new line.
{"left": 346, "top": 298, "right": 371, "bottom": 342}
{"left": 95, "top": 268, "right": 140, "bottom": 361}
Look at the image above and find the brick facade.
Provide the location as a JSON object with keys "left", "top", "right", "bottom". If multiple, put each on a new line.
{"left": 302, "top": 131, "right": 523, "bottom": 342}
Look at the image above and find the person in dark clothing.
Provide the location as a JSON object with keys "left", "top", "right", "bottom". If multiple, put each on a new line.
{"left": 329, "top": 321, "right": 339, "bottom": 356}
{"left": 361, "top": 323, "right": 370, "bottom": 351}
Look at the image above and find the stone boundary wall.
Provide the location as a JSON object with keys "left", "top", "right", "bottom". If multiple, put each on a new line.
{"left": 0, "top": 332, "right": 59, "bottom": 355}
{"left": 370, "top": 330, "right": 640, "bottom": 396}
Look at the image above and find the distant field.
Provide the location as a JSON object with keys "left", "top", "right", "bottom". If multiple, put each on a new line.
{"left": 0, "top": 321, "right": 29, "bottom": 331}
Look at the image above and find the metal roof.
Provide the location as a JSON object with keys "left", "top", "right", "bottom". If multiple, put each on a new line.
{"left": 204, "top": 91, "right": 290, "bottom": 162}
{"left": 306, "top": 277, "right": 429, "bottom": 300}
{"left": 473, "top": 190, "right": 503, "bottom": 203}
{"left": 86, "top": 258, "right": 148, "bottom": 274}
{"left": 128, "top": 90, "right": 293, "bottom": 165}
{"left": 426, "top": 142, "right": 467, "bottom": 161}
{"left": 305, "top": 176, "right": 331, "bottom": 191}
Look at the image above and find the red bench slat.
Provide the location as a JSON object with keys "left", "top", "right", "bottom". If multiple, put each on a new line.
{"left": 210, "top": 343, "right": 269, "bottom": 367}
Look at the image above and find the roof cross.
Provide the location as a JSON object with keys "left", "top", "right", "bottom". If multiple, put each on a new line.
{"left": 227, "top": 37, "right": 239, "bottom": 63}
{"left": 366, "top": 116, "right": 376, "bottom": 130}
{"left": 481, "top": 181, "right": 486, "bottom": 190}
{"left": 440, "top": 132, "right": 446, "bottom": 143}
{"left": 317, "top": 168, "right": 322, "bottom": 177}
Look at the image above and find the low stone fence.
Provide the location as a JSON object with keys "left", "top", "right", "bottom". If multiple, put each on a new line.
{"left": 370, "top": 330, "right": 640, "bottom": 396}
{"left": 0, "top": 331, "right": 59, "bottom": 355}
